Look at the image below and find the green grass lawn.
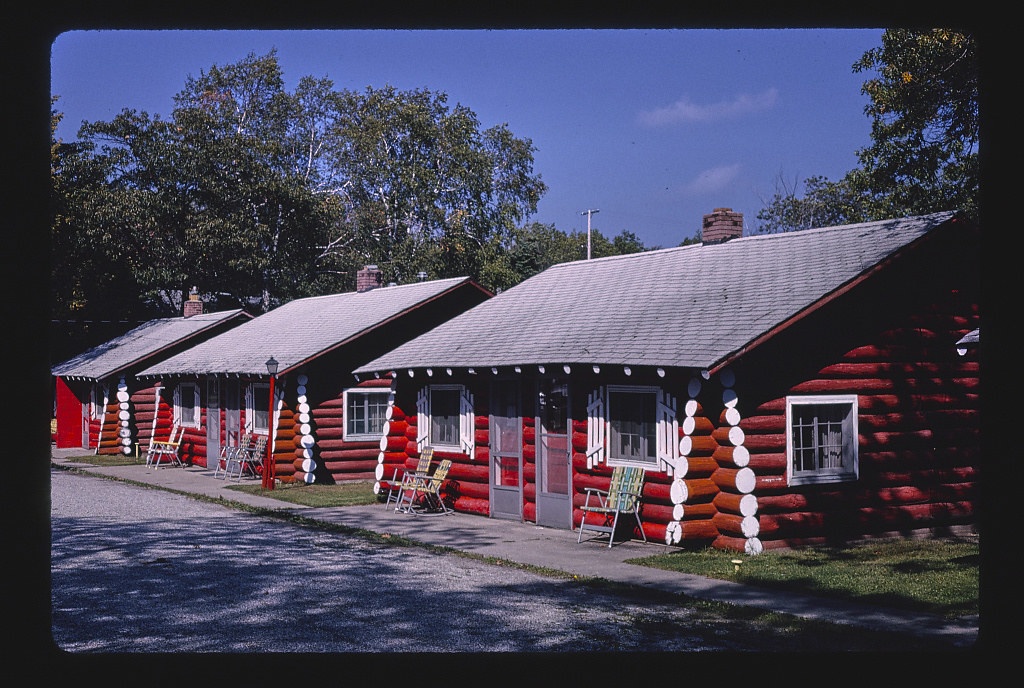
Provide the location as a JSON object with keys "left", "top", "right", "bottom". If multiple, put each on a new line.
{"left": 631, "top": 536, "right": 979, "bottom": 619}
{"left": 225, "top": 479, "right": 380, "bottom": 507}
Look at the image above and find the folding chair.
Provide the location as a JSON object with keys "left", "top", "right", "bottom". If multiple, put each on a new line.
{"left": 231, "top": 435, "right": 267, "bottom": 481}
{"left": 388, "top": 447, "right": 434, "bottom": 511}
{"left": 577, "top": 465, "right": 647, "bottom": 547}
{"left": 149, "top": 424, "right": 185, "bottom": 469}
{"left": 214, "top": 432, "right": 251, "bottom": 479}
{"left": 145, "top": 423, "right": 177, "bottom": 467}
{"left": 399, "top": 458, "right": 452, "bottom": 515}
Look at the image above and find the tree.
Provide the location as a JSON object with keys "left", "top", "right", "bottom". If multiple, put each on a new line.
{"left": 476, "top": 222, "right": 653, "bottom": 292}
{"left": 53, "top": 51, "right": 548, "bottom": 319}
{"left": 324, "top": 85, "right": 546, "bottom": 286}
{"left": 755, "top": 171, "right": 873, "bottom": 234}
{"left": 755, "top": 30, "right": 978, "bottom": 232}
{"left": 853, "top": 29, "right": 978, "bottom": 221}
{"left": 53, "top": 51, "right": 338, "bottom": 316}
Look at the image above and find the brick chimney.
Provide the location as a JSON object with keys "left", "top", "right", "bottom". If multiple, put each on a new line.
{"left": 183, "top": 286, "right": 203, "bottom": 318}
{"left": 356, "top": 265, "right": 383, "bottom": 293}
{"left": 702, "top": 208, "right": 744, "bottom": 244}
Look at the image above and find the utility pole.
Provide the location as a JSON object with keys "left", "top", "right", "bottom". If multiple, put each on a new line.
{"left": 581, "top": 209, "right": 600, "bottom": 260}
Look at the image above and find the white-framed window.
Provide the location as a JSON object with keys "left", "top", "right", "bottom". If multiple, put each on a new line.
{"left": 248, "top": 382, "right": 270, "bottom": 434}
{"left": 344, "top": 388, "right": 390, "bottom": 440}
{"left": 430, "top": 386, "right": 461, "bottom": 447}
{"left": 416, "top": 384, "right": 475, "bottom": 456}
{"left": 786, "top": 395, "right": 859, "bottom": 486}
{"left": 607, "top": 386, "right": 658, "bottom": 466}
{"left": 174, "top": 382, "right": 200, "bottom": 428}
{"left": 586, "top": 385, "right": 678, "bottom": 471}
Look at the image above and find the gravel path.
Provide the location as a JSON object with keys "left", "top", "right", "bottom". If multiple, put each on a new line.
{"left": 50, "top": 468, "right": 963, "bottom": 654}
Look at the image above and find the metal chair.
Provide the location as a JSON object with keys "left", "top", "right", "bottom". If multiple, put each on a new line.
{"left": 398, "top": 458, "right": 452, "bottom": 515}
{"left": 214, "top": 432, "right": 251, "bottom": 479}
{"left": 577, "top": 465, "right": 647, "bottom": 547}
{"left": 148, "top": 424, "right": 185, "bottom": 469}
{"left": 230, "top": 435, "right": 268, "bottom": 481}
{"left": 389, "top": 447, "right": 434, "bottom": 511}
{"left": 383, "top": 467, "right": 403, "bottom": 510}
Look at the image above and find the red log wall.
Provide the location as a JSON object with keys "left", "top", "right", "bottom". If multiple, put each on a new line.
{"left": 735, "top": 310, "right": 980, "bottom": 550}
{"left": 303, "top": 377, "right": 395, "bottom": 484}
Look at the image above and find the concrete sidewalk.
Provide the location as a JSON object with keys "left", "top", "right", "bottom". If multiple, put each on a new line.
{"left": 49, "top": 447, "right": 979, "bottom": 648}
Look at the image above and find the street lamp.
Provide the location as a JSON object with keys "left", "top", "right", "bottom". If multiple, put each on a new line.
{"left": 263, "top": 356, "right": 278, "bottom": 490}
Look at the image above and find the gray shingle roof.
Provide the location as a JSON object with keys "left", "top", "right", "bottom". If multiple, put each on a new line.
{"left": 51, "top": 309, "right": 249, "bottom": 380}
{"left": 137, "top": 277, "right": 479, "bottom": 378}
{"left": 354, "top": 212, "right": 960, "bottom": 375}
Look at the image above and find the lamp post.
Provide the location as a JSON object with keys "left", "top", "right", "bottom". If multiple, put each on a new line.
{"left": 263, "top": 356, "right": 278, "bottom": 490}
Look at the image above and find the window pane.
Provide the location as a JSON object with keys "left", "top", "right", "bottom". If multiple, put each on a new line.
{"left": 791, "top": 400, "right": 853, "bottom": 479}
{"left": 253, "top": 386, "right": 269, "bottom": 431}
{"left": 431, "top": 388, "right": 460, "bottom": 446}
{"left": 609, "top": 390, "right": 656, "bottom": 462}
{"left": 347, "top": 395, "right": 365, "bottom": 435}
{"left": 348, "top": 391, "right": 389, "bottom": 436}
{"left": 367, "top": 394, "right": 388, "bottom": 434}
{"left": 179, "top": 384, "right": 197, "bottom": 425}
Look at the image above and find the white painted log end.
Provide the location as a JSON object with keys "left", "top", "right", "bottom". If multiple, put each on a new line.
{"left": 672, "top": 503, "right": 685, "bottom": 521}
{"left": 665, "top": 520, "right": 682, "bottom": 545}
{"left": 681, "top": 416, "right": 695, "bottom": 435}
{"left": 722, "top": 387, "right": 738, "bottom": 408}
{"left": 735, "top": 467, "right": 756, "bottom": 494}
{"left": 728, "top": 425, "right": 745, "bottom": 447}
{"left": 670, "top": 478, "right": 688, "bottom": 504}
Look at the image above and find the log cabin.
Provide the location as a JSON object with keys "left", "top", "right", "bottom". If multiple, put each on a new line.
{"left": 51, "top": 295, "right": 252, "bottom": 455}
{"left": 353, "top": 210, "right": 980, "bottom": 553}
{"left": 135, "top": 269, "right": 491, "bottom": 482}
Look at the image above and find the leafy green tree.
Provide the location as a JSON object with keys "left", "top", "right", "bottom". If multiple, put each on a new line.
{"left": 325, "top": 85, "right": 546, "bottom": 285}
{"left": 611, "top": 230, "right": 650, "bottom": 254}
{"left": 53, "top": 51, "right": 548, "bottom": 316}
{"left": 51, "top": 103, "right": 155, "bottom": 322}
{"left": 477, "top": 222, "right": 652, "bottom": 292}
{"left": 853, "top": 29, "right": 978, "bottom": 220}
{"left": 509, "top": 222, "right": 585, "bottom": 276}
{"left": 756, "top": 29, "right": 978, "bottom": 232}
{"left": 756, "top": 171, "right": 874, "bottom": 233}
{"left": 55, "top": 51, "right": 335, "bottom": 315}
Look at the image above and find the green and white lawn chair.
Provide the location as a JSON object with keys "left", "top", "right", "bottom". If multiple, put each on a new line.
{"left": 577, "top": 465, "right": 647, "bottom": 548}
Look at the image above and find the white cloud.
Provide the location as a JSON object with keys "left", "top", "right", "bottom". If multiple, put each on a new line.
{"left": 638, "top": 88, "right": 779, "bottom": 127}
{"left": 685, "top": 164, "right": 742, "bottom": 194}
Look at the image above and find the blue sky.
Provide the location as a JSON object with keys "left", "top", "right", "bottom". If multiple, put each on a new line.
{"left": 50, "top": 28, "right": 884, "bottom": 248}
